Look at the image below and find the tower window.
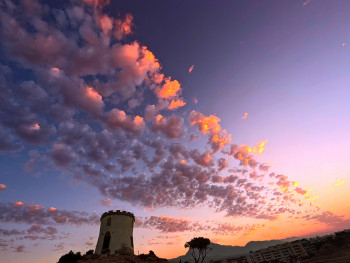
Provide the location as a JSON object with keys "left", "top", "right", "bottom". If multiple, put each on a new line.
{"left": 107, "top": 217, "right": 111, "bottom": 226}
{"left": 130, "top": 236, "right": 133, "bottom": 248}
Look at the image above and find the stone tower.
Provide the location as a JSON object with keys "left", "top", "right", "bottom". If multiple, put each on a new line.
{"left": 95, "top": 210, "right": 135, "bottom": 255}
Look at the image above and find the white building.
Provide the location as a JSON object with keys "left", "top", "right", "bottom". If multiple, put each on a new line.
{"left": 247, "top": 240, "right": 316, "bottom": 263}
{"left": 95, "top": 210, "right": 135, "bottom": 255}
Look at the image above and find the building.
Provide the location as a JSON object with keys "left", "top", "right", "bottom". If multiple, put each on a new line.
{"left": 247, "top": 240, "right": 316, "bottom": 263}
{"left": 95, "top": 210, "right": 135, "bottom": 255}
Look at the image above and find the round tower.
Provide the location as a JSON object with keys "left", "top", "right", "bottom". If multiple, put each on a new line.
{"left": 95, "top": 210, "right": 135, "bottom": 255}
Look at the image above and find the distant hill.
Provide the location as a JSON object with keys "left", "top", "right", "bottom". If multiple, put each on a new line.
{"left": 169, "top": 237, "right": 299, "bottom": 263}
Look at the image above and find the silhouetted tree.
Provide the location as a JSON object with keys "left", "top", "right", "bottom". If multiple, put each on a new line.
{"left": 57, "top": 250, "right": 82, "bottom": 263}
{"left": 184, "top": 237, "right": 210, "bottom": 263}
{"left": 85, "top": 249, "right": 94, "bottom": 255}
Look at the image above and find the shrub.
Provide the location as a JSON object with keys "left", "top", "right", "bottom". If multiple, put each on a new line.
{"left": 57, "top": 250, "right": 82, "bottom": 263}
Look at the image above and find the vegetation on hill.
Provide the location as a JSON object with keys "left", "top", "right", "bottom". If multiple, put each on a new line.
{"left": 303, "top": 229, "right": 350, "bottom": 263}
{"left": 58, "top": 251, "right": 83, "bottom": 263}
{"left": 57, "top": 249, "right": 167, "bottom": 263}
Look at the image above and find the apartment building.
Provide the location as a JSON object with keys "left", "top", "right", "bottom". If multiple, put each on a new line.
{"left": 247, "top": 240, "right": 315, "bottom": 263}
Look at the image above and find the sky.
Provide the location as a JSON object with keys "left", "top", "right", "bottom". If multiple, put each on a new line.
{"left": 0, "top": 0, "right": 350, "bottom": 262}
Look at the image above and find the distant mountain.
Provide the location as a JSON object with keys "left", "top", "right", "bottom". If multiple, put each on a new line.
{"left": 169, "top": 237, "right": 299, "bottom": 263}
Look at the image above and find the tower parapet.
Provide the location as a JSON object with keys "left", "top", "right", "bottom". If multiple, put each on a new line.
{"left": 100, "top": 210, "right": 135, "bottom": 221}
{"left": 95, "top": 210, "right": 135, "bottom": 255}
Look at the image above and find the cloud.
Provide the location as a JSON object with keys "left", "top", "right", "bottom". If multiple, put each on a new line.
{"left": 168, "top": 99, "right": 186, "bottom": 110}
{"left": 0, "top": 202, "right": 99, "bottom": 226}
{"left": 0, "top": 228, "right": 24, "bottom": 236}
{"left": 189, "top": 111, "right": 222, "bottom": 135}
{"left": 190, "top": 150, "right": 214, "bottom": 167}
{"left": 137, "top": 216, "right": 265, "bottom": 237}
{"left": 15, "top": 245, "right": 25, "bottom": 253}
{"left": 101, "top": 198, "right": 111, "bottom": 207}
{"left": 53, "top": 242, "right": 65, "bottom": 251}
{"left": 152, "top": 114, "right": 184, "bottom": 139}
{"left": 189, "top": 111, "right": 231, "bottom": 152}
{"left": 50, "top": 143, "right": 78, "bottom": 167}
{"left": 295, "top": 187, "right": 308, "bottom": 196}
{"left": 100, "top": 14, "right": 114, "bottom": 35}
{"left": 137, "top": 216, "right": 193, "bottom": 233}
{"left": 85, "top": 241, "right": 94, "bottom": 247}
{"left": 0, "top": 126, "right": 22, "bottom": 152}
{"left": 330, "top": 180, "right": 345, "bottom": 190}
{"left": 252, "top": 140, "right": 268, "bottom": 154}
{"left": 0, "top": 184, "right": 6, "bottom": 192}
{"left": 144, "top": 105, "right": 158, "bottom": 122}
{"left": 335, "top": 180, "right": 345, "bottom": 186}
{"left": 114, "top": 13, "right": 134, "bottom": 40}
{"left": 24, "top": 224, "right": 59, "bottom": 240}
{"left": 82, "top": 0, "right": 110, "bottom": 9}
{"left": 303, "top": 211, "right": 350, "bottom": 227}
{"left": 302, "top": 0, "right": 311, "bottom": 6}
{"left": 154, "top": 77, "right": 182, "bottom": 99}
{"left": 104, "top": 109, "right": 145, "bottom": 135}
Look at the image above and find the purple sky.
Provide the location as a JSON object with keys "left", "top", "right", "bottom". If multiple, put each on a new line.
{"left": 0, "top": 0, "right": 349, "bottom": 262}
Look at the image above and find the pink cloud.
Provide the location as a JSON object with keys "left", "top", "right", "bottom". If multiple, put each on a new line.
{"left": 15, "top": 245, "right": 25, "bottom": 253}
{"left": 114, "top": 13, "right": 134, "bottom": 40}
{"left": 152, "top": 114, "right": 184, "bottom": 139}
{"left": 168, "top": 99, "right": 186, "bottom": 110}
{"left": 302, "top": 0, "right": 311, "bottom": 6}
{"left": 101, "top": 198, "right": 111, "bottom": 207}
{"left": 154, "top": 77, "right": 182, "bottom": 99}
{"left": 189, "top": 111, "right": 231, "bottom": 152}
{"left": 104, "top": 109, "right": 145, "bottom": 135}
{"left": 100, "top": 15, "right": 113, "bottom": 35}
{"left": 82, "top": 0, "right": 110, "bottom": 9}
{"left": 295, "top": 187, "right": 308, "bottom": 196}
{"left": 0, "top": 184, "right": 6, "bottom": 192}
{"left": 0, "top": 202, "right": 99, "bottom": 226}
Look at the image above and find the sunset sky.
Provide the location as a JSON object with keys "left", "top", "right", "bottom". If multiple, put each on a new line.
{"left": 1, "top": 0, "right": 350, "bottom": 262}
